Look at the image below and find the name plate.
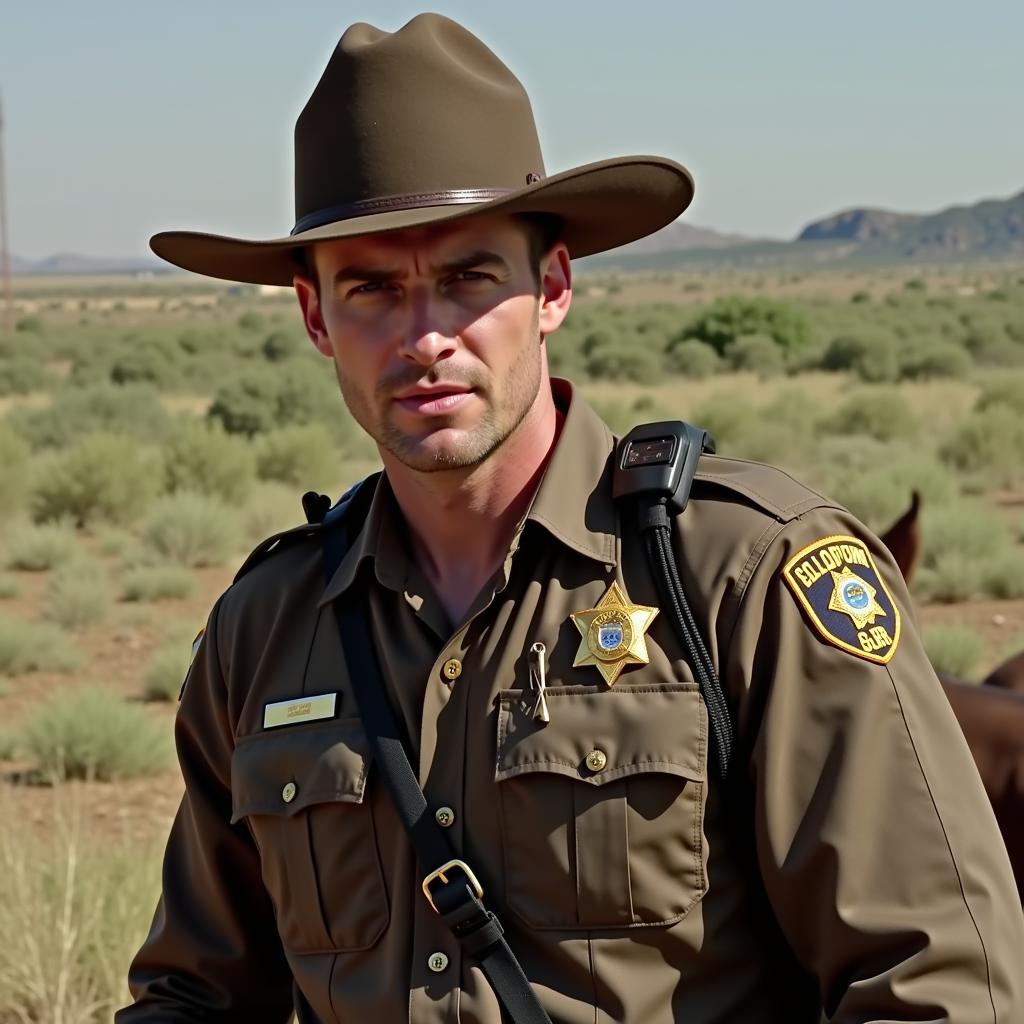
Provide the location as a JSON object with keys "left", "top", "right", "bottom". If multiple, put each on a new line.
{"left": 263, "top": 692, "right": 337, "bottom": 729}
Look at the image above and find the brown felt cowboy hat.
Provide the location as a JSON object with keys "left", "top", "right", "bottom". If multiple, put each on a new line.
{"left": 151, "top": 12, "right": 695, "bottom": 286}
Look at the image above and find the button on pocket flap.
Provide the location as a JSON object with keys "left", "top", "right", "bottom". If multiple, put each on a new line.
{"left": 231, "top": 718, "right": 370, "bottom": 822}
{"left": 496, "top": 684, "right": 707, "bottom": 786}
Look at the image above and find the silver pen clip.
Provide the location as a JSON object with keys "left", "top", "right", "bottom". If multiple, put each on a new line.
{"left": 528, "top": 641, "right": 550, "bottom": 724}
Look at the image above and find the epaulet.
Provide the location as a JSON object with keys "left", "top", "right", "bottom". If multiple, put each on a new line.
{"left": 691, "top": 452, "right": 834, "bottom": 524}
{"left": 232, "top": 521, "right": 323, "bottom": 583}
{"left": 232, "top": 473, "right": 381, "bottom": 584}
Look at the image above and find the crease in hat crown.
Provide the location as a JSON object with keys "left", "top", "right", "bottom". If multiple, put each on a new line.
{"left": 149, "top": 11, "right": 695, "bottom": 286}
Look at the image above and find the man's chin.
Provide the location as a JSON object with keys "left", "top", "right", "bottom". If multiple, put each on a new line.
{"left": 382, "top": 426, "right": 500, "bottom": 473}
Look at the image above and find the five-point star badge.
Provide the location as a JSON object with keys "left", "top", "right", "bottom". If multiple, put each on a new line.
{"left": 570, "top": 581, "right": 658, "bottom": 686}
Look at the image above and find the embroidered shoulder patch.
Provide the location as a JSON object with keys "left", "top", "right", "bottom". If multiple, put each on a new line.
{"left": 782, "top": 535, "right": 901, "bottom": 664}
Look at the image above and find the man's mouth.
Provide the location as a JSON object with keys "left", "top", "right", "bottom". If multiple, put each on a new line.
{"left": 392, "top": 384, "right": 474, "bottom": 416}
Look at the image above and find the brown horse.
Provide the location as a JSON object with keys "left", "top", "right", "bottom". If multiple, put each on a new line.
{"left": 880, "top": 495, "right": 1024, "bottom": 902}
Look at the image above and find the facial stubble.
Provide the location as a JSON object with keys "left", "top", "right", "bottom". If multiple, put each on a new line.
{"left": 332, "top": 304, "right": 544, "bottom": 473}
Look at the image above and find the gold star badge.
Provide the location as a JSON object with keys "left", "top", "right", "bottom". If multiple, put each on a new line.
{"left": 570, "top": 581, "right": 658, "bottom": 686}
{"left": 827, "top": 567, "right": 886, "bottom": 630}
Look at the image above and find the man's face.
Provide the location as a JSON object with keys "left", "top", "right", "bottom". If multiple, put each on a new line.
{"left": 295, "top": 214, "right": 569, "bottom": 473}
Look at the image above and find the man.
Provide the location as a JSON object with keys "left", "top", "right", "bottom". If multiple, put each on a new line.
{"left": 119, "top": 13, "right": 1024, "bottom": 1023}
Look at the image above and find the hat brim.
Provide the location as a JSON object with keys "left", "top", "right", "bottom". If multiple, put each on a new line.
{"left": 150, "top": 155, "right": 694, "bottom": 286}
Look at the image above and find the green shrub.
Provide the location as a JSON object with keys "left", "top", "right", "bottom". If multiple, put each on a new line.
{"left": 120, "top": 564, "right": 196, "bottom": 602}
{"left": 237, "top": 310, "right": 266, "bottom": 333}
{"left": 109, "top": 343, "right": 182, "bottom": 389}
{"left": 724, "top": 334, "right": 784, "bottom": 376}
{"left": 15, "top": 315, "right": 44, "bottom": 334}
{"left": 678, "top": 295, "right": 812, "bottom": 356}
{"left": 913, "top": 551, "right": 984, "bottom": 604}
{"left": 664, "top": 338, "right": 721, "bottom": 379}
{"left": 31, "top": 433, "right": 162, "bottom": 528}
{"left": 144, "top": 642, "right": 191, "bottom": 701}
{"left": 254, "top": 423, "right": 343, "bottom": 491}
{"left": 42, "top": 559, "right": 114, "bottom": 632}
{"left": 163, "top": 420, "right": 256, "bottom": 503}
{"left": 0, "top": 618, "right": 81, "bottom": 675}
{"left": 8, "top": 383, "right": 171, "bottom": 451}
{"left": 939, "top": 406, "right": 1024, "bottom": 487}
{"left": 899, "top": 343, "right": 972, "bottom": 380}
{"left": 979, "top": 550, "right": 1024, "bottom": 599}
{"left": 688, "top": 398, "right": 757, "bottom": 453}
{"left": 585, "top": 340, "right": 662, "bottom": 383}
{"left": 974, "top": 375, "right": 1024, "bottom": 416}
{"left": 0, "top": 357, "right": 51, "bottom": 395}
{"left": 142, "top": 492, "right": 240, "bottom": 567}
{"left": 921, "top": 500, "right": 1010, "bottom": 569}
{"left": 17, "top": 688, "right": 173, "bottom": 781}
{"left": 93, "top": 526, "right": 135, "bottom": 558}
{"left": 821, "top": 332, "right": 898, "bottom": 383}
{"left": 924, "top": 625, "right": 983, "bottom": 678}
{"left": 0, "top": 425, "right": 32, "bottom": 520}
{"left": 821, "top": 389, "right": 919, "bottom": 443}
{"left": 2, "top": 521, "right": 80, "bottom": 571}
{"left": 0, "top": 576, "right": 21, "bottom": 599}
{"left": 261, "top": 330, "right": 304, "bottom": 362}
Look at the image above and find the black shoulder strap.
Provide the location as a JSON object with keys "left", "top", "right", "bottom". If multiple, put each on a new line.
{"left": 316, "top": 478, "right": 553, "bottom": 1024}
{"left": 613, "top": 421, "right": 735, "bottom": 781}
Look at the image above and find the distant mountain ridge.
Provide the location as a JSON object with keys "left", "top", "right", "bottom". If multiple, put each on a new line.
{"left": 589, "top": 187, "right": 1024, "bottom": 270}
{"left": 9, "top": 188, "right": 1024, "bottom": 275}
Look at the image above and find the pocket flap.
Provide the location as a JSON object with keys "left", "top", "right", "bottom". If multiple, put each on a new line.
{"left": 231, "top": 718, "right": 370, "bottom": 822}
{"left": 496, "top": 683, "right": 706, "bottom": 786}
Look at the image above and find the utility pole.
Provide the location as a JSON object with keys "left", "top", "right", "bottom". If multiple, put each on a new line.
{"left": 0, "top": 91, "right": 13, "bottom": 337}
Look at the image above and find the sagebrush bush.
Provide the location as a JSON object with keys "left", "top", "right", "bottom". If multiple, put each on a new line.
{"left": 724, "top": 334, "right": 784, "bottom": 376}
{"left": 921, "top": 500, "right": 1010, "bottom": 568}
{"left": 144, "top": 642, "right": 190, "bottom": 701}
{"left": 120, "top": 564, "right": 196, "bottom": 602}
{"left": 17, "top": 688, "right": 174, "bottom": 781}
{"left": 0, "top": 575, "right": 21, "bottom": 599}
{"left": 0, "top": 424, "right": 32, "bottom": 520}
{"left": 924, "top": 625, "right": 984, "bottom": 679}
{"left": 913, "top": 551, "right": 984, "bottom": 604}
{"left": 821, "top": 332, "right": 898, "bottom": 382}
{"left": 974, "top": 374, "right": 1024, "bottom": 416}
{"left": 31, "top": 433, "right": 162, "bottom": 527}
{"left": 0, "top": 617, "right": 81, "bottom": 675}
{"left": 939, "top": 406, "right": 1024, "bottom": 488}
{"left": 163, "top": 419, "right": 256, "bottom": 503}
{"left": 255, "top": 423, "right": 346, "bottom": 491}
{"left": 899, "top": 342, "right": 972, "bottom": 380}
{"left": 821, "top": 389, "right": 919, "bottom": 443}
{"left": 142, "top": 492, "right": 240, "bottom": 567}
{"left": 0, "top": 356, "right": 52, "bottom": 395}
{"left": 664, "top": 338, "right": 721, "bottom": 379}
{"left": 7, "top": 383, "right": 171, "bottom": 450}
{"left": 979, "top": 549, "right": 1024, "bottom": 600}
{"left": 2, "top": 521, "right": 81, "bottom": 571}
{"left": 42, "top": 560, "right": 115, "bottom": 632}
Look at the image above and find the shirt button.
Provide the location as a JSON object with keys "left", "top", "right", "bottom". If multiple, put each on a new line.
{"left": 585, "top": 749, "right": 608, "bottom": 773}
{"left": 281, "top": 781, "right": 297, "bottom": 803}
{"left": 441, "top": 658, "right": 462, "bottom": 681}
{"left": 435, "top": 806, "right": 456, "bottom": 828}
{"left": 428, "top": 951, "right": 449, "bottom": 973}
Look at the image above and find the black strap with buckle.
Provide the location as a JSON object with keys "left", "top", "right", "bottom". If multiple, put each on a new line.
{"left": 314, "top": 481, "right": 553, "bottom": 1024}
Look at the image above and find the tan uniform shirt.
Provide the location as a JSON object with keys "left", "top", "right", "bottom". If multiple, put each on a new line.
{"left": 120, "top": 380, "right": 1024, "bottom": 1023}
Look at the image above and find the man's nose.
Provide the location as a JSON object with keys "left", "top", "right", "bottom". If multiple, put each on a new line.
{"left": 396, "top": 292, "right": 457, "bottom": 365}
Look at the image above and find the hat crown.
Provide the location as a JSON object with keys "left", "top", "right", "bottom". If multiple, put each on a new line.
{"left": 294, "top": 13, "right": 546, "bottom": 224}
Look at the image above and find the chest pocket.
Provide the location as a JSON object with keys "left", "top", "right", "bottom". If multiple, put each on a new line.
{"left": 230, "top": 718, "right": 389, "bottom": 953}
{"left": 495, "top": 682, "right": 708, "bottom": 931}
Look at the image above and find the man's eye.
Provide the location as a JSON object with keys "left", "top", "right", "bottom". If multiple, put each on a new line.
{"left": 448, "top": 271, "right": 490, "bottom": 285}
{"left": 349, "top": 281, "right": 391, "bottom": 297}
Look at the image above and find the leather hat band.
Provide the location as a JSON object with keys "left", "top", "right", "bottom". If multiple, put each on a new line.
{"left": 291, "top": 188, "right": 514, "bottom": 236}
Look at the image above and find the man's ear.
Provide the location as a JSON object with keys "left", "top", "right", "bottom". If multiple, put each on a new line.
{"left": 537, "top": 242, "right": 572, "bottom": 336}
{"left": 294, "top": 272, "right": 333, "bottom": 358}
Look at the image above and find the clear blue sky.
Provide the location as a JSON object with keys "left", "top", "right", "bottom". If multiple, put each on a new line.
{"left": 2, "top": 1, "right": 1022, "bottom": 260}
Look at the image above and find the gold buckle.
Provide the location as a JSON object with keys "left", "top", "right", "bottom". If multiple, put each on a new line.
{"left": 421, "top": 858, "right": 484, "bottom": 913}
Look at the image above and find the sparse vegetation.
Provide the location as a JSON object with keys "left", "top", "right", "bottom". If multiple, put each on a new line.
{"left": 0, "top": 618, "right": 81, "bottom": 675}
{"left": 42, "top": 560, "right": 115, "bottom": 632}
{"left": 142, "top": 492, "right": 240, "bottom": 567}
{"left": 16, "top": 688, "right": 174, "bottom": 782}
{"left": 2, "top": 521, "right": 81, "bottom": 571}
{"left": 144, "top": 642, "right": 190, "bottom": 702}
{"left": 924, "top": 625, "right": 985, "bottom": 679}
{"left": 120, "top": 564, "right": 196, "bottom": 603}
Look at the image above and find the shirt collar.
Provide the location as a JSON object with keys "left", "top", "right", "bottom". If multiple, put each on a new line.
{"left": 318, "top": 376, "right": 618, "bottom": 607}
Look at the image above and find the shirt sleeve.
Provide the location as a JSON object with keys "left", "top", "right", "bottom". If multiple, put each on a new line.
{"left": 116, "top": 595, "right": 294, "bottom": 1023}
{"left": 729, "top": 504, "right": 1024, "bottom": 1022}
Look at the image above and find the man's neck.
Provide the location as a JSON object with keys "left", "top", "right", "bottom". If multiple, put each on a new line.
{"left": 383, "top": 386, "right": 563, "bottom": 628}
